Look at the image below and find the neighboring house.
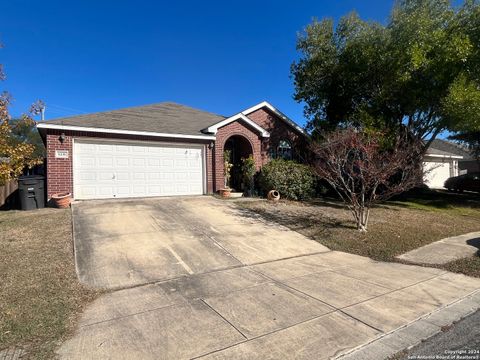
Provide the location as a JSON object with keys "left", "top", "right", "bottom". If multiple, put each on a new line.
{"left": 423, "top": 139, "right": 476, "bottom": 189}
{"left": 36, "top": 101, "right": 308, "bottom": 200}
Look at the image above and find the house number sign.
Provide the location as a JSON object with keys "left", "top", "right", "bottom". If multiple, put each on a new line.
{"left": 55, "top": 150, "right": 69, "bottom": 159}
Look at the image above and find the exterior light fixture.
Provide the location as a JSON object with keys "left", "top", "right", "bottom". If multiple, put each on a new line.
{"left": 208, "top": 142, "right": 215, "bottom": 149}
{"left": 59, "top": 132, "right": 66, "bottom": 144}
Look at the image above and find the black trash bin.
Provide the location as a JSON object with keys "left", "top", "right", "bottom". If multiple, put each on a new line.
{"left": 18, "top": 175, "right": 45, "bottom": 210}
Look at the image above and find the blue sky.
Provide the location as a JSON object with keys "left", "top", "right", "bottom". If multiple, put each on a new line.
{"left": 2, "top": 0, "right": 393, "bottom": 126}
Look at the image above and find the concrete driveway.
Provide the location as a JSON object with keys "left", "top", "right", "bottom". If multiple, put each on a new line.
{"left": 72, "top": 196, "right": 328, "bottom": 289}
{"left": 59, "top": 196, "right": 480, "bottom": 359}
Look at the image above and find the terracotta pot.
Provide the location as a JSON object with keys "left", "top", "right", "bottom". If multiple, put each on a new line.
{"left": 267, "top": 190, "right": 280, "bottom": 202}
{"left": 219, "top": 188, "right": 231, "bottom": 198}
{"left": 51, "top": 193, "right": 72, "bottom": 209}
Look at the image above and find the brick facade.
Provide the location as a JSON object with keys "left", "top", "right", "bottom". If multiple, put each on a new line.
{"left": 44, "top": 105, "right": 307, "bottom": 198}
{"left": 214, "top": 121, "right": 264, "bottom": 191}
{"left": 46, "top": 132, "right": 73, "bottom": 200}
{"left": 246, "top": 108, "right": 309, "bottom": 164}
{"left": 45, "top": 130, "right": 212, "bottom": 199}
{"left": 211, "top": 108, "right": 308, "bottom": 191}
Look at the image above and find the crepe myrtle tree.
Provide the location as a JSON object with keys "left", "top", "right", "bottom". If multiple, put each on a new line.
{"left": 312, "top": 129, "right": 424, "bottom": 232}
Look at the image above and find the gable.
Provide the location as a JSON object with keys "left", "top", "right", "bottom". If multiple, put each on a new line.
{"left": 246, "top": 108, "right": 304, "bottom": 144}
{"left": 202, "top": 101, "right": 306, "bottom": 140}
{"left": 203, "top": 113, "right": 270, "bottom": 138}
{"left": 242, "top": 101, "right": 307, "bottom": 137}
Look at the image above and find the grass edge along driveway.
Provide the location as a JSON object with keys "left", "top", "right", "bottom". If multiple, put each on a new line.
{"left": 0, "top": 208, "right": 100, "bottom": 360}
{"left": 237, "top": 190, "right": 480, "bottom": 278}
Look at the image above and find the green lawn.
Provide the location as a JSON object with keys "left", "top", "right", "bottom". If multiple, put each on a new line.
{"left": 0, "top": 208, "right": 99, "bottom": 359}
{"left": 390, "top": 188, "right": 480, "bottom": 216}
{"left": 237, "top": 189, "right": 480, "bottom": 277}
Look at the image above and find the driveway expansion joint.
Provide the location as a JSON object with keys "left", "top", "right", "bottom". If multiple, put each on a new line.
{"left": 200, "top": 299, "right": 249, "bottom": 340}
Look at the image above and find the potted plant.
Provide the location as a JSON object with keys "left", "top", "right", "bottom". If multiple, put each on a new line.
{"left": 220, "top": 150, "right": 233, "bottom": 198}
{"left": 51, "top": 192, "right": 72, "bottom": 209}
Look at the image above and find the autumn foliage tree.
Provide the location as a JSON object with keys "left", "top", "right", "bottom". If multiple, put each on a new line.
{"left": 0, "top": 97, "right": 43, "bottom": 184}
{"left": 0, "top": 45, "right": 43, "bottom": 184}
{"left": 312, "top": 129, "right": 424, "bottom": 232}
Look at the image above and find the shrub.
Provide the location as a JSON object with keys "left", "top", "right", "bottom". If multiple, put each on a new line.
{"left": 241, "top": 155, "right": 256, "bottom": 196}
{"left": 259, "top": 159, "right": 316, "bottom": 200}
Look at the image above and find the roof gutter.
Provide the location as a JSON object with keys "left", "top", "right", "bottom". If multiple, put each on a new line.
{"left": 424, "top": 153, "right": 463, "bottom": 160}
{"left": 36, "top": 123, "right": 217, "bottom": 141}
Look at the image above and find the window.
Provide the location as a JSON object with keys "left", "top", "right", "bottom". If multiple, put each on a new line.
{"left": 277, "top": 139, "right": 292, "bottom": 160}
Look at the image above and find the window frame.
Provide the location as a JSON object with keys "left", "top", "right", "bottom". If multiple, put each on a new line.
{"left": 277, "top": 139, "right": 293, "bottom": 160}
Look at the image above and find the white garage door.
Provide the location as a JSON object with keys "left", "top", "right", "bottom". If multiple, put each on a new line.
{"left": 424, "top": 161, "right": 451, "bottom": 189}
{"left": 73, "top": 139, "right": 205, "bottom": 200}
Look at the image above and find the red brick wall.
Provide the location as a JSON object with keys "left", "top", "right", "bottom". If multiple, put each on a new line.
{"left": 46, "top": 133, "right": 73, "bottom": 199}
{"left": 205, "top": 145, "right": 214, "bottom": 193}
{"left": 45, "top": 130, "right": 213, "bottom": 199}
{"left": 214, "top": 121, "right": 263, "bottom": 191}
{"left": 246, "top": 108, "right": 308, "bottom": 164}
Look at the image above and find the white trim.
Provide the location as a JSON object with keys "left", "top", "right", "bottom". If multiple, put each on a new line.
{"left": 204, "top": 113, "right": 270, "bottom": 137}
{"left": 73, "top": 136, "right": 207, "bottom": 148}
{"left": 72, "top": 137, "right": 76, "bottom": 199}
{"left": 424, "top": 153, "right": 463, "bottom": 160}
{"left": 203, "top": 144, "right": 208, "bottom": 194}
{"left": 37, "top": 123, "right": 216, "bottom": 141}
{"left": 241, "top": 101, "right": 307, "bottom": 136}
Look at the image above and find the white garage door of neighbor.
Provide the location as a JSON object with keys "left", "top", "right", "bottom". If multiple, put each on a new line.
{"left": 73, "top": 140, "right": 205, "bottom": 200}
{"left": 424, "top": 161, "right": 451, "bottom": 189}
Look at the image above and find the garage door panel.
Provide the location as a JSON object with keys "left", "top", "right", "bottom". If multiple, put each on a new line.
{"left": 116, "top": 186, "right": 131, "bottom": 195}
{"left": 98, "top": 144, "right": 115, "bottom": 152}
{"left": 175, "top": 173, "right": 188, "bottom": 180}
{"left": 77, "top": 172, "right": 97, "bottom": 182}
{"left": 115, "top": 145, "right": 130, "bottom": 153}
{"left": 74, "top": 140, "right": 205, "bottom": 200}
{"left": 148, "top": 158, "right": 160, "bottom": 166}
{"left": 78, "top": 187, "right": 97, "bottom": 197}
{"left": 132, "top": 158, "right": 146, "bottom": 167}
{"left": 134, "top": 173, "right": 146, "bottom": 181}
{"left": 132, "top": 146, "right": 146, "bottom": 153}
{"left": 98, "top": 157, "right": 114, "bottom": 167}
{"left": 97, "top": 172, "right": 114, "bottom": 181}
{"left": 78, "top": 156, "right": 96, "bottom": 168}
{"left": 148, "top": 185, "right": 161, "bottom": 193}
{"left": 116, "top": 172, "right": 130, "bottom": 181}
{"left": 98, "top": 186, "right": 115, "bottom": 196}
{"left": 133, "top": 185, "right": 146, "bottom": 195}
{"left": 115, "top": 157, "right": 130, "bottom": 167}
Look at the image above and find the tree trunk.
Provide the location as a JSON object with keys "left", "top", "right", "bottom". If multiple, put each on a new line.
{"left": 356, "top": 206, "right": 369, "bottom": 232}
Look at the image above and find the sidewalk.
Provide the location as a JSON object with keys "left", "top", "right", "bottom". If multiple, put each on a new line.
{"left": 397, "top": 232, "right": 480, "bottom": 265}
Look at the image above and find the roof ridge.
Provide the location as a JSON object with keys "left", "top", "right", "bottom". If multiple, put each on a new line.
{"left": 41, "top": 101, "right": 226, "bottom": 123}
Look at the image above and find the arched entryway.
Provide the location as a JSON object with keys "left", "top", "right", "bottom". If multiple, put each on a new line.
{"left": 223, "top": 135, "right": 253, "bottom": 191}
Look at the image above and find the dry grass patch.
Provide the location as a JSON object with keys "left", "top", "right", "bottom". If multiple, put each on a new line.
{"left": 0, "top": 208, "right": 99, "bottom": 359}
{"left": 237, "top": 191, "right": 480, "bottom": 276}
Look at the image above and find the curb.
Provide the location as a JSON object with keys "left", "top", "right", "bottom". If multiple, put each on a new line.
{"left": 335, "top": 289, "right": 480, "bottom": 360}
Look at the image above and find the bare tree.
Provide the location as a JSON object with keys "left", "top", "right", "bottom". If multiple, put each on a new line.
{"left": 312, "top": 129, "right": 424, "bottom": 232}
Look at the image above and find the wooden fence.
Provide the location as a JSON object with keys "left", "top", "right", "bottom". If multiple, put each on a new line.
{"left": 0, "top": 180, "right": 18, "bottom": 209}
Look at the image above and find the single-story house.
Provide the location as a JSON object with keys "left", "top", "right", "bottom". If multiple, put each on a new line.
{"left": 423, "top": 139, "right": 474, "bottom": 189}
{"left": 37, "top": 101, "right": 309, "bottom": 200}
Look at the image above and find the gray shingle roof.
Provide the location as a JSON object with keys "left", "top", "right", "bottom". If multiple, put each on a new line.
{"left": 426, "top": 139, "right": 474, "bottom": 160}
{"left": 44, "top": 102, "right": 226, "bottom": 136}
